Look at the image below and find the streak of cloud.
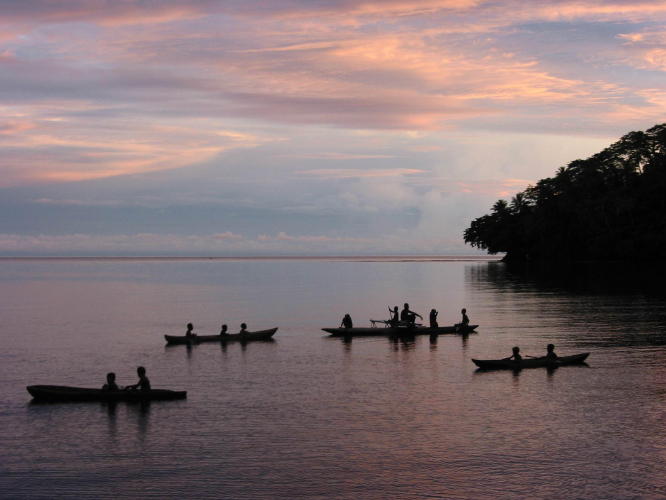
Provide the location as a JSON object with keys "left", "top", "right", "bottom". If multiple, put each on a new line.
{"left": 298, "top": 168, "right": 425, "bottom": 179}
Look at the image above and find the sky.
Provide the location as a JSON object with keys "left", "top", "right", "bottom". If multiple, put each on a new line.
{"left": 1, "top": 0, "right": 665, "bottom": 256}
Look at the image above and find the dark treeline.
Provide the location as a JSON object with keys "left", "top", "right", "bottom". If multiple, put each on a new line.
{"left": 464, "top": 123, "right": 666, "bottom": 263}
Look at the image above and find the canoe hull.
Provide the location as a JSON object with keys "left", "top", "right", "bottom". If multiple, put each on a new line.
{"left": 323, "top": 325, "right": 478, "bottom": 337}
{"left": 27, "top": 385, "right": 187, "bottom": 402}
{"left": 165, "top": 327, "right": 278, "bottom": 345}
{"left": 472, "top": 353, "right": 590, "bottom": 370}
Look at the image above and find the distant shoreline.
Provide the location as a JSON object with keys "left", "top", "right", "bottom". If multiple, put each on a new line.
{"left": 0, "top": 255, "right": 503, "bottom": 263}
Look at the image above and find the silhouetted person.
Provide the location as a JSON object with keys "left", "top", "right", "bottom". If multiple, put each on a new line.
{"left": 461, "top": 308, "right": 470, "bottom": 326}
{"left": 240, "top": 323, "right": 248, "bottom": 333}
{"left": 400, "top": 303, "right": 422, "bottom": 325}
{"left": 127, "top": 366, "right": 151, "bottom": 391}
{"left": 388, "top": 306, "right": 399, "bottom": 326}
{"left": 429, "top": 309, "right": 438, "bottom": 328}
{"left": 506, "top": 346, "right": 522, "bottom": 363}
{"left": 220, "top": 324, "right": 228, "bottom": 336}
{"left": 546, "top": 343, "right": 558, "bottom": 360}
{"left": 185, "top": 323, "right": 195, "bottom": 337}
{"left": 102, "top": 372, "right": 119, "bottom": 391}
{"left": 340, "top": 314, "right": 353, "bottom": 329}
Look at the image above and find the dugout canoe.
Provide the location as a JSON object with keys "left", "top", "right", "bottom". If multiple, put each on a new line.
{"left": 322, "top": 324, "right": 478, "bottom": 337}
{"left": 472, "top": 352, "right": 589, "bottom": 370}
{"left": 27, "top": 385, "right": 187, "bottom": 402}
{"left": 164, "top": 327, "right": 278, "bottom": 345}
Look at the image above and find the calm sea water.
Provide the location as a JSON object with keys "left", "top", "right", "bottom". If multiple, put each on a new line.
{"left": 1, "top": 257, "right": 666, "bottom": 499}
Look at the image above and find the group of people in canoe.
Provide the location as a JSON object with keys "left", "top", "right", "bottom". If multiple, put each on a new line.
{"left": 102, "top": 366, "right": 151, "bottom": 392}
{"left": 185, "top": 322, "right": 249, "bottom": 338}
{"left": 341, "top": 303, "right": 471, "bottom": 329}
{"left": 505, "top": 344, "right": 558, "bottom": 363}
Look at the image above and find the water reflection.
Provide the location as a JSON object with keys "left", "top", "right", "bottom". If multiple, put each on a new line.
{"left": 165, "top": 338, "right": 277, "bottom": 360}
{"left": 474, "top": 260, "right": 666, "bottom": 296}
{"left": 546, "top": 366, "right": 557, "bottom": 381}
{"left": 511, "top": 369, "right": 521, "bottom": 388}
{"left": 460, "top": 333, "right": 470, "bottom": 352}
{"left": 466, "top": 262, "right": 666, "bottom": 349}
{"left": 327, "top": 333, "right": 425, "bottom": 354}
{"left": 389, "top": 336, "right": 416, "bottom": 351}
{"left": 133, "top": 401, "right": 150, "bottom": 440}
{"left": 105, "top": 402, "right": 117, "bottom": 438}
{"left": 399, "top": 337, "right": 416, "bottom": 350}
{"left": 98, "top": 401, "right": 149, "bottom": 443}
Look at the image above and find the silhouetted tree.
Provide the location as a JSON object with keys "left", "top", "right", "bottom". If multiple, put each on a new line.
{"left": 464, "top": 123, "right": 666, "bottom": 263}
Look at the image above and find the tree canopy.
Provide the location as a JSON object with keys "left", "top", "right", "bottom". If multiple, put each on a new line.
{"left": 464, "top": 123, "right": 666, "bottom": 263}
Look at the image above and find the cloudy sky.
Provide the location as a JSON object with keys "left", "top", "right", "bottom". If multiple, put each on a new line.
{"left": 1, "top": 0, "right": 664, "bottom": 256}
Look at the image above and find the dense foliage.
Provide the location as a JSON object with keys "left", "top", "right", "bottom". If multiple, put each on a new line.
{"left": 464, "top": 124, "right": 666, "bottom": 263}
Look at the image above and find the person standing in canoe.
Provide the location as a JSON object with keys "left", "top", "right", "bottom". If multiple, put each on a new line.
{"left": 400, "top": 303, "right": 422, "bottom": 325}
{"left": 127, "top": 366, "right": 151, "bottom": 391}
{"left": 102, "top": 372, "right": 119, "bottom": 391}
{"left": 340, "top": 314, "right": 353, "bottom": 329}
{"left": 545, "top": 344, "right": 558, "bottom": 360}
{"left": 219, "top": 324, "right": 228, "bottom": 336}
{"left": 429, "top": 309, "right": 438, "bottom": 328}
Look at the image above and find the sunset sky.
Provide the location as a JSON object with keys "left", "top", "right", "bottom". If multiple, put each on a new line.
{"left": 1, "top": 0, "right": 665, "bottom": 255}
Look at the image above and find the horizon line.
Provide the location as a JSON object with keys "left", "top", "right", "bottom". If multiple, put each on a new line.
{"left": 0, "top": 254, "right": 502, "bottom": 261}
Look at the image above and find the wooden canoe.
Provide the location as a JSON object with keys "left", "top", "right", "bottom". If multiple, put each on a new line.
{"left": 472, "top": 352, "right": 590, "bottom": 370}
{"left": 27, "top": 385, "right": 187, "bottom": 402}
{"left": 164, "top": 327, "right": 278, "bottom": 345}
{"left": 322, "top": 324, "right": 478, "bottom": 337}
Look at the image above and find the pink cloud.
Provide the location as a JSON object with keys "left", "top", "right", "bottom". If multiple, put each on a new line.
{"left": 0, "top": 120, "right": 36, "bottom": 135}
{"left": 298, "top": 168, "right": 426, "bottom": 179}
{"left": 0, "top": 1, "right": 213, "bottom": 27}
{"left": 0, "top": 232, "right": 245, "bottom": 254}
{"left": 601, "top": 89, "right": 666, "bottom": 122}
{"left": 2, "top": 0, "right": 665, "bottom": 186}
{"left": 618, "top": 30, "right": 666, "bottom": 71}
{"left": 457, "top": 178, "right": 533, "bottom": 196}
{"left": 213, "top": 232, "right": 243, "bottom": 240}
{"left": 287, "top": 153, "right": 395, "bottom": 160}
{"left": 257, "top": 232, "right": 369, "bottom": 243}
{"left": 0, "top": 108, "right": 267, "bottom": 186}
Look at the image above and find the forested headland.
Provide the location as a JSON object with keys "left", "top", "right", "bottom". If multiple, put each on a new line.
{"left": 464, "top": 123, "right": 666, "bottom": 264}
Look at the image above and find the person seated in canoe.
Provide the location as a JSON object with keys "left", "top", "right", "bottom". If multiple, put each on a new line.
{"left": 504, "top": 346, "right": 522, "bottom": 363}
{"left": 126, "top": 366, "right": 151, "bottom": 391}
{"left": 102, "top": 372, "right": 119, "bottom": 391}
{"left": 240, "top": 323, "right": 248, "bottom": 334}
{"left": 400, "top": 303, "right": 422, "bottom": 326}
{"left": 340, "top": 314, "right": 353, "bottom": 329}
{"left": 388, "top": 306, "right": 399, "bottom": 326}
{"left": 456, "top": 308, "right": 470, "bottom": 331}
{"left": 461, "top": 308, "right": 469, "bottom": 326}
{"left": 545, "top": 344, "right": 558, "bottom": 360}
{"left": 429, "top": 309, "right": 438, "bottom": 328}
{"left": 185, "top": 322, "right": 196, "bottom": 338}
{"left": 219, "top": 324, "right": 228, "bottom": 336}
